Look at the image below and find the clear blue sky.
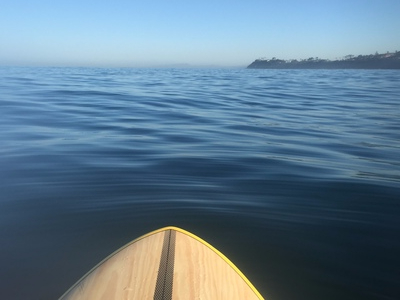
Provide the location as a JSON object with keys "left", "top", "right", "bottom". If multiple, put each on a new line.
{"left": 1, "top": 0, "right": 399, "bottom": 67}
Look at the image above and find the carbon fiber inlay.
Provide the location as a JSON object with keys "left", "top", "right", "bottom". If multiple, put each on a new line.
{"left": 154, "top": 229, "right": 176, "bottom": 300}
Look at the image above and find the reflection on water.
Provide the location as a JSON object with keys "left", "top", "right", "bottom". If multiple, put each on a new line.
{"left": 0, "top": 67, "right": 399, "bottom": 300}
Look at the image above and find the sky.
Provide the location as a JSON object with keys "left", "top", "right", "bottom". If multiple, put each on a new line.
{"left": 1, "top": 0, "right": 399, "bottom": 67}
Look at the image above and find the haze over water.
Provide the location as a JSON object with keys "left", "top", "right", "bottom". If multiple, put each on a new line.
{"left": 1, "top": 67, "right": 399, "bottom": 300}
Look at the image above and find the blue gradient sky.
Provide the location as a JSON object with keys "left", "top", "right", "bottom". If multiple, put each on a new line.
{"left": 1, "top": 0, "right": 399, "bottom": 67}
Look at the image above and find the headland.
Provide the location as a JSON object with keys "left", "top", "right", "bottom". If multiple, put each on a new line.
{"left": 247, "top": 51, "right": 400, "bottom": 69}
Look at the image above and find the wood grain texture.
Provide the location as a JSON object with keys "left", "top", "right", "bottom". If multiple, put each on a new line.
{"left": 59, "top": 227, "right": 264, "bottom": 300}
{"left": 173, "top": 231, "right": 261, "bottom": 300}
{"left": 60, "top": 231, "right": 165, "bottom": 300}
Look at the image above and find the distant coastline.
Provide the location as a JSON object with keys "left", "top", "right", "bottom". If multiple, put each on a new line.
{"left": 247, "top": 51, "right": 400, "bottom": 69}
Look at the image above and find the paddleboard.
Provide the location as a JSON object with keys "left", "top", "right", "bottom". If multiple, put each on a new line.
{"left": 59, "top": 226, "right": 264, "bottom": 300}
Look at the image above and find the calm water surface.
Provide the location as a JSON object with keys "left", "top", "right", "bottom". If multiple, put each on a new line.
{"left": 0, "top": 67, "right": 399, "bottom": 300}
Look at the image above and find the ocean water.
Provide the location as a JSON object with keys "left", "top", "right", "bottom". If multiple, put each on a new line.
{"left": 0, "top": 67, "right": 399, "bottom": 300}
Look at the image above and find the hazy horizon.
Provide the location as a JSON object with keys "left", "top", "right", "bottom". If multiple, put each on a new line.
{"left": 1, "top": 0, "right": 399, "bottom": 68}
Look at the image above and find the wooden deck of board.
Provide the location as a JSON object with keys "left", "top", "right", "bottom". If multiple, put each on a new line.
{"left": 59, "top": 227, "right": 264, "bottom": 300}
